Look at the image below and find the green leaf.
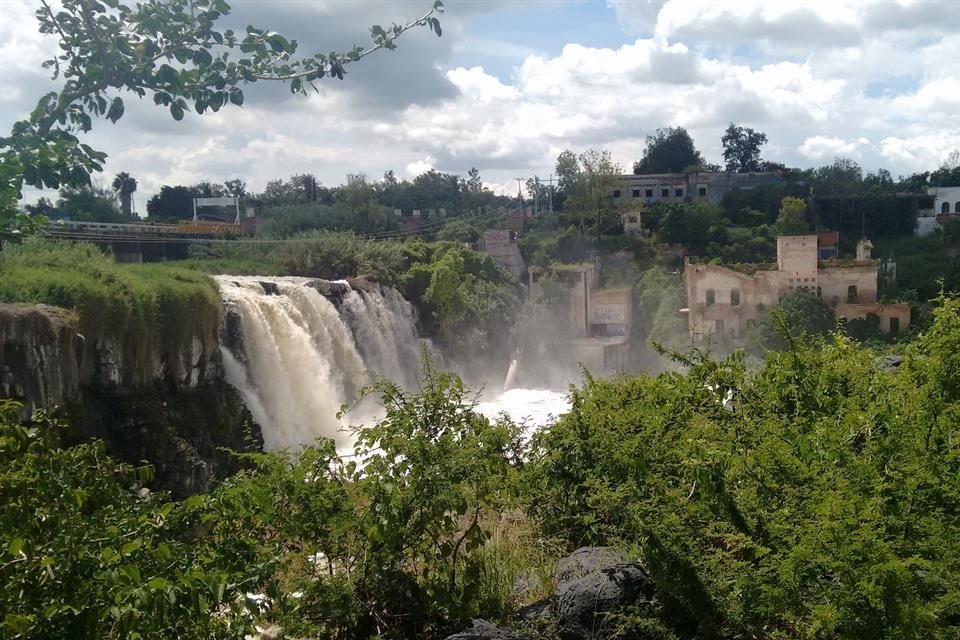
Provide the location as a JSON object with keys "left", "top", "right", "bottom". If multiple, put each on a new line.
{"left": 7, "top": 537, "right": 24, "bottom": 556}
{"left": 147, "top": 577, "right": 171, "bottom": 590}
{"left": 170, "top": 103, "right": 185, "bottom": 121}
{"left": 121, "top": 539, "right": 142, "bottom": 556}
{"left": 229, "top": 90, "right": 244, "bottom": 106}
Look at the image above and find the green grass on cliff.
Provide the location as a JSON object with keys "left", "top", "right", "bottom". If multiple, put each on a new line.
{"left": 0, "top": 240, "right": 221, "bottom": 365}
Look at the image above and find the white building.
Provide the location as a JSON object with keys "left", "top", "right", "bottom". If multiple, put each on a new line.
{"left": 915, "top": 186, "right": 960, "bottom": 236}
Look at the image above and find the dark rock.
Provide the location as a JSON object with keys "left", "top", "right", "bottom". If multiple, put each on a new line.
{"left": 305, "top": 279, "right": 351, "bottom": 306}
{"left": 258, "top": 281, "right": 280, "bottom": 296}
{"left": 555, "top": 563, "right": 658, "bottom": 640}
{"left": 77, "top": 379, "right": 264, "bottom": 497}
{"left": 553, "top": 547, "right": 629, "bottom": 588}
{"left": 443, "top": 619, "right": 528, "bottom": 640}
{"left": 517, "top": 597, "right": 553, "bottom": 621}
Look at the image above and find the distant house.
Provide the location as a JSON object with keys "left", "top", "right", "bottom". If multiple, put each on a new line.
{"left": 683, "top": 235, "right": 910, "bottom": 341}
{"left": 916, "top": 186, "right": 960, "bottom": 236}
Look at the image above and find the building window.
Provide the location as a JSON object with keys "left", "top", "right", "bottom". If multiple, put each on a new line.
{"left": 675, "top": 188, "right": 683, "bottom": 197}
{"left": 645, "top": 189, "right": 653, "bottom": 198}
{"left": 956, "top": 202, "right": 960, "bottom": 213}
{"left": 628, "top": 216, "right": 638, "bottom": 224}
{"left": 715, "top": 319, "right": 725, "bottom": 334}
{"left": 613, "top": 189, "right": 621, "bottom": 198}
{"left": 890, "top": 317, "right": 900, "bottom": 336}
{"left": 943, "top": 202, "right": 951, "bottom": 214}
{"left": 706, "top": 289, "right": 716, "bottom": 306}
{"left": 730, "top": 289, "right": 740, "bottom": 306}
{"left": 698, "top": 186, "right": 707, "bottom": 196}
{"left": 632, "top": 189, "right": 641, "bottom": 198}
{"left": 661, "top": 188, "right": 669, "bottom": 198}
{"left": 847, "top": 285, "right": 858, "bottom": 303}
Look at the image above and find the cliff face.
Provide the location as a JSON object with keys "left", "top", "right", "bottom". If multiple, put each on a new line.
{"left": 0, "top": 303, "right": 260, "bottom": 496}
{"left": 0, "top": 304, "right": 81, "bottom": 417}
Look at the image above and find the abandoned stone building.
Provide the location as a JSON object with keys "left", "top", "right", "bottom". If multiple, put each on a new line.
{"left": 613, "top": 170, "right": 784, "bottom": 206}
{"left": 683, "top": 235, "right": 910, "bottom": 341}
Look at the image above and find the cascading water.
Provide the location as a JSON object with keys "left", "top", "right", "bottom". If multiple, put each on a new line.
{"left": 215, "top": 276, "right": 425, "bottom": 451}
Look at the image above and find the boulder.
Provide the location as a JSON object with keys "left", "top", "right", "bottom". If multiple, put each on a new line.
{"left": 443, "top": 619, "right": 528, "bottom": 640}
{"left": 555, "top": 563, "right": 658, "bottom": 640}
{"left": 553, "top": 547, "right": 629, "bottom": 588}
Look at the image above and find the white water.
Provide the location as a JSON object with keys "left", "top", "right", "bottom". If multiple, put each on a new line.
{"left": 216, "top": 276, "right": 424, "bottom": 451}
{"left": 477, "top": 388, "right": 569, "bottom": 438}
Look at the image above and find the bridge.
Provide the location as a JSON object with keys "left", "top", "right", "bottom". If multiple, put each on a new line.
{"left": 41, "top": 220, "right": 250, "bottom": 262}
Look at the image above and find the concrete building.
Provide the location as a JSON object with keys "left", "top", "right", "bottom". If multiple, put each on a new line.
{"left": 613, "top": 171, "right": 784, "bottom": 206}
{"left": 528, "top": 264, "right": 632, "bottom": 372}
{"left": 683, "top": 235, "right": 910, "bottom": 341}
{"left": 480, "top": 229, "right": 526, "bottom": 280}
{"left": 915, "top": 186, "right": 960, "bottom": 236}
{"left": 622, "top": 209, "right": 643, "bottom": 235}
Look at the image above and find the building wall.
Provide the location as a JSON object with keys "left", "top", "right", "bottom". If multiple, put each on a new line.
{"left": 614, "top": 171, "right": 784, "bottom": 206}
{"left": 835, "top": 303, "right": 911, "bottom": 335}
{"left": 818, "top": 266, "right": 878, "bottom": 305}
{"left": 683, "top": 237, "right": 901, "bottom": 341}
{"left": 929, "top": 186, "right": 960, "bottom": 215}
{"left": 480, "top": 230, "right": 526, "bottom": 280}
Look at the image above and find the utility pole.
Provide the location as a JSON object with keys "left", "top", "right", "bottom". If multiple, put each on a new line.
{"left": 533, "top": 174, "right": 557, "bottom": 214}
{"left": 534, "top": 176, "right": 540, "bottom": 215}
{"left": 515, "top": 178, "right": 524, "bottom": 207}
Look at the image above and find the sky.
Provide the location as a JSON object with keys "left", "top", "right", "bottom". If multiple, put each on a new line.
{"left": 2, "top": 0, "right": 959, "bottom": 208}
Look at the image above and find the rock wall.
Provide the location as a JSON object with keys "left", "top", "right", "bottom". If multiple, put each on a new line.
{"left": 0, "top": 304, "right": 82, "bottom": 417}
{"left": 1, "top": 303, "right": 260, "bottom": 496}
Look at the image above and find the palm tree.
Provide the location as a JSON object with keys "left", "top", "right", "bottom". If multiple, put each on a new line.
{"left": 112, "top": 172, "right": 138, "bottom": 218}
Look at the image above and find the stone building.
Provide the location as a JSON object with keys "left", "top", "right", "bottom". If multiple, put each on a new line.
{"left": 479, "top": 229, "right": 526, "bottom": 280}
{"left": 613, "top": 171, "right": 784, "bottom": 206}
{"left": 683, "top": 235, "right": 910, "bottom": 341}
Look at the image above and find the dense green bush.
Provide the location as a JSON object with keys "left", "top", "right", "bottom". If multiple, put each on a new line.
{"left": 527, "top": 296, "right": 960, "bottom": 638}
{"left": 0, "top": 362, "right": 532, "bottom": 639}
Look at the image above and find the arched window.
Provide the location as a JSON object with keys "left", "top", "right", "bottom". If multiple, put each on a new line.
{"left": 706, "top": 289, "right": 716, "bottom": 306}
{"left": 847, "top": 285, "right": 858, "bottom": 303}
{"left": 730, "top": 289, "right": 740, "bottom": 306}
{"left": 955, "top": 202, "right": 960, "bottom": 214}
{"left": 943, "top": 202, "right": 951, "bottom": 214}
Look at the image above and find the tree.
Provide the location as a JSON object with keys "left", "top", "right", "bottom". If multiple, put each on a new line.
{"left": 223, "top": 178, "right": 247, "bottom": 198}
{"left": 146, "top": 185, "right": 194, "bottom": 219}
{"left": 466, "top": 167, "right": 483, "bottom": 193}
{"left": 57, "top": 184, "right": 124, "bottom": 222}
{"left": 810, "top": 157, "right": 864, "bottom": 194}
{"left": 556, "top": 149, "right": 624, "bottom": 240}
{"left": 1, "top": 0, "right": 444, "bottom": 231}
{"left": 721, "top": 123, "right": 768, "bottom": 173}
{"left": 776, "top": 196, "right": 809, "bottom": 235}
{"left": 750, "top": 289, "right": 835, "bottom": 352}
{"left": 111, "top": 172, "right": 138, "bottom": 218}
{"left": 633, "top": 127, "right": 705, "bottom": 174}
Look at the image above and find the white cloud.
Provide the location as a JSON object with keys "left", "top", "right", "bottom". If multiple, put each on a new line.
{"left": 4, "top": 0, "right": 959, "bottom": 208}
{"left": 405, "top": 156, "right": 436, "bottom": 178}
{"left": 798, "top": 136, "right": 859, "bottom": 160}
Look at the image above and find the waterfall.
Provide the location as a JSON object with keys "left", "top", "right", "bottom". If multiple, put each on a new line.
{"left": 215, "top": 276, "right": 425, "bottom": 451}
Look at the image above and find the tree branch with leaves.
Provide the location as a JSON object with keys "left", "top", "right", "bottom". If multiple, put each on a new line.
{"left": 1, "top": 0, "right": 444, "bottom": 223}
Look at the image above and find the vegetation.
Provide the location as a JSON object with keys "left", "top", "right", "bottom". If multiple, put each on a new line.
{"left": 0, "top": 363, "right": 532, "bottom": 639}
{"left": 0, "top": 239, "right": 221, "bottom": 378}
{"left": 721, "top": 123, "right": 769, "bottom": 173}
{"left": 633, "top": 127, "right": 712, "bottom": 175}
{"left": 5, "top": 293, "right": 960, "bottom": 638}
{"left": 528, "top": 295, "right": 960, "bottom": 638}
